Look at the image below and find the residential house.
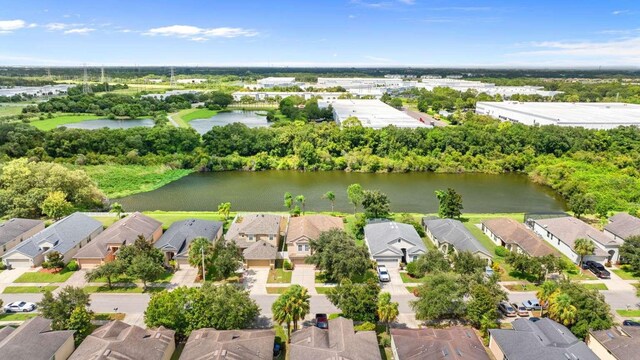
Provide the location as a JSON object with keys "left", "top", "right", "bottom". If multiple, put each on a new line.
{"left": 0, "top": 316, "right": 75, "bottom": 360}
{"left": 364, "top": 220, "right": 427, "bottom": 268}
{"left": 528, "top": 216, "right": 620, "bottom": 264}
{"left": 2, "top": 213, "right": 102, "bottom": 268}
{"left": 74, "top": 212, "right": 162, "bottom": 269}
{"left": 289, "top": 317, "right": 381, "bottom": 360}
{"left": 69, "top": 320, "right": 175, "bottom": 360}
{"left": 489, "top": 318, "right": 598, "bottom": 360}
{"left": 0, "top": 218, "right": 45, "bottom": 257}
{"left": 179, "top": 328, "right": 275, "bottom": 360}
{"left": 605, "top": 213, "right": 640, "bottom": 242}
{"left": 154, "top": 219, "right": 223, "bottom": 268}
{"left": 587, "top": 325, "right": 640, "bottom": 360}
{"left": 226, "top": 214, "right": 284, "bottom": 268}
{"left": 482, "top": 218, "right": 557, "bottom": 257}
{"left": 422, "top": 218, "right": 492, "bottom": 263}
{"left": 391, "top": 327, "right": 490, "bottom": 360}
{"left": 286, "top": 215, "right": 343, "bottom": 266}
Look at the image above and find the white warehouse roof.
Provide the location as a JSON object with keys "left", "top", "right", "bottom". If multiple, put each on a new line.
{"left": 476, "top": 101, "right": 640, "bottom": 129}
{"left": 322, "top": 99, "right": 430, "bottom": 129}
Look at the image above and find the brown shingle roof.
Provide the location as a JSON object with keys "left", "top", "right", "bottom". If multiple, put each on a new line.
{"left": 287, "top": 215, "right": 344, "bottom": 244}
{"left": 289, "top": 317, "right": 381, "bottom": 360}
{"left": 606, "top": 213, "right": 640, "bottom": 240}
{"left": 69, "top": 320, "right": 175, "bottom": 360}
{"left": 391, "top": 327, "right": 490, "bottom": 360}
{"left": 74, "top": 212, "right": 162, "bottom": 259}
{"left": 0, "top": 316, "right": 75, "bottom": 360}
{"left": 589, "top": 326, "right": 640, "bottom": 360}
{"left": 482, "top": 218, "right": 558, "bottom": 257}
{"left": 226, "top": 214, "right": 282, "bottom": 248}
{"left": 179, "top": 329, "right": 275, "bottom": 360}
{"left": 243, "top": 240, "right": 277, "bottom": 260}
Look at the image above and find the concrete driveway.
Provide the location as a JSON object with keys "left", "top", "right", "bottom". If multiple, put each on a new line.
{"left": 0, "top": 267, "right": 32, "bottom": 292}
{"left": 382, "top": 268, "right": 411, "bottom": 296}
{"left": 244, "top": 268, "right": 269, "bottom": 295}
{"left": 292, "top": 267, "right": 317, "bottom": 294}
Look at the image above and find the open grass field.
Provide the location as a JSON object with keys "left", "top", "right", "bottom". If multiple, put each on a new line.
{"left": 78, "top": 164, "right": 193, "bottom": 198}
{"left": 3, "top": 286, "right": 58, "bottom": 293}
{"left": 29, "top": 114, "right": 103, "bottom": 130}
{"left": 0, "top": 103, "right": 29, "bottom": 117}
{"left": 91, "top": 211, "right": 230, "bottom": 228}
{"left": 181, "top": 108, "right": 220, "bottom": 122}
{"left": 14, "top": 267, "right": 75, "bottom": 283}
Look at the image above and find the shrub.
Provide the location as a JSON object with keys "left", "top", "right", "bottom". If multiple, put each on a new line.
{"left": 67, "top": 260, "right": 79, "bottom": 271}
{"left": 380, "top": 337, "right": 391, "bottom": 347}
{"left": 495, "top": 246, "right": 509, "bottom": 257}
{"left": 354, "top": 321, "right": 376, "bottom": 331}
{"left": 328, "top": 313, "right": 342, "bottom": 320}
{"left": 406, "top": 262, "right": 419, "bottom": 277}
{"left": 283, "top": 260, "right": 293, "bottom": 271}
{"left": 0, "top": 263, "right": 6, "bottom": 270}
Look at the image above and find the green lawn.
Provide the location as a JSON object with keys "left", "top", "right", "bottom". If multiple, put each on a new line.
{"left": 315, "top": 287, "right": 332, "bottom": 294}
{"left": 14, "top": 267, "right": 75, "bottom": 283}
{"left": 0, "top": 103, "right": 29, "bottom": 117}
{"left": 274, "top": 324, "right": 287, "bottom": 360}
{"left": 503, "top": 283, "right": 542, "bottom": 292}
{"left": 84, "top": 285, "right": 164, "bottom": 293}
{"left": 616, "top": 309, "right": 640, "bottom": 317}
{"left": 29, "top": 114, "right": 103, "bottom": 130}
{"left": 0, "top": 313, "right": 38, "bottom": 321}
{"left": 142, "top": 211, "right": 228, "bottom": 228}
{"left": 266, "top": 287, "right": 288, "bottom": 294}
{"left": 582, "top": 283, "right": 608, "bottom": 290}
{"left": 181, "top": 109, "right": 220, "bottom": 122}
{"left": 400, "top": 272, "right": 428, "bottom": 283}
{"left": 315, "top": 270, "right": 377, "bottom": 284}
{"left": 3, "top": 286, "right": 58, "bottom": 293}
{"left": 612, "top": 265, "right": 640, "bottom": 280}
{"left": 267, "top": 269, "right": 292, "bottom": 284}
{"left": 93, "top": 313, "right": 126, "bottom": 321}
{"left": 78, "top": 164, "right": 193, "bottom": 199}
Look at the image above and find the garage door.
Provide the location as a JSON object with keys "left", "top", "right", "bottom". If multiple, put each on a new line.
{"left": 291, "top": 258, "right": 307, "bottom": 266}
{"left": 375, "top": 258, "right": 399, "bottom": 268}
{"left": 5, "top": 258, "right": 32, "bottom": 268}
{"left": 246, "top": 259, "right": 272, "bottom": 268}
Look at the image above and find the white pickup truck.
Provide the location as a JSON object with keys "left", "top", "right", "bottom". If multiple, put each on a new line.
{"left": 377, "top": 264, "right": 391, "bottom": 282}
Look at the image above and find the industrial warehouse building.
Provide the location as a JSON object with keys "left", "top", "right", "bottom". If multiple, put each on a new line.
{"left": 476, "top": 102, "right": 640, "bottom": 129}
{"left": 320, "top": 99, "right": 430, "bottom": 129}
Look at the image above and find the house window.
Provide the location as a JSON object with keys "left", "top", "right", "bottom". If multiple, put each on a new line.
{"left": 2, "top": 246, "right": 5, "bottom": 252}
{"left": 397, "top": 239, "right": 401, "bottom": 243}
{"left": 298, "top": 244, "right": 309, "bottom": 252}
{"left": 249, "top": 235, "right": 254, "bottom": 241}
{"left": 269, "top": 235, "right": 274, "bottom": 241}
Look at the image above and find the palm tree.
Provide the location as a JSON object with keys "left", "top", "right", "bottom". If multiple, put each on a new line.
{"left": 284, "top": 192, "right": 293, "bottom": 211}
{"left": 296, "top": 195, "right": 306, "bottom": 215}
{"left": 548, "top": 292, "right": 577, "bottom": 326}
{"left": 188, "top": 237, "right": 213, "bottom": 279}
{"left": 574, "top": 238, "right": 596, "bottom": 267}
{"left": 322, "top": 191, "right": 336, "bottom": 212}
{"left": 536, "top": 281, "right": 559, "bottom": 317}
{"left": 217, "top": 202, "right": 231, "bottom": 220}
{"left": 377, "top": 292, "right": 399, "bottom": 335}
{"left": 272, "top": 295, "right": 294, "bottom": 340}
{"left": 272, "top": 285, "right": 310, "bottom": 341}
{"left": 110, "top": 202, "right": 124, "bottom": 219}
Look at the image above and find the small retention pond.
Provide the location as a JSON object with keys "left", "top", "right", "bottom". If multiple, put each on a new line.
{"left": 189, "top": 110, "right": 269, "bottom": 134}
{"left": 60, "top": 119, "right": 154, "bottom": 130}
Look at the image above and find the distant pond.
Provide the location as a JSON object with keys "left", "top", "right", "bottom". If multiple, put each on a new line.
{"left": 116, "top": 171, "right": 567, "bottom": 213}
{"left": 190, "top": 110, "right": 269, "bottom": 134}
{"left": 61, "top": 119, "right": 155, "bottom": 130}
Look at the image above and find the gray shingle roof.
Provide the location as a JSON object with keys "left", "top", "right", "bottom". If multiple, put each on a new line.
{"left": 391, "top": 327, "right": 489, "bottom": 360}
{"left": 489, "top": 318, "right": 598, "bottom": 360}
{"left": 226, "top": 214, "right": 282, "bottom": 248}
{"left": 68, "top": 320, "right": 175, "bottom": 360}
{"left": 289, "top": 317, "right": 381, "bottom": 360}
{"left": 74, "top": 212, "right": 161, "bottom": 259}
{"left": 535, "top": 216, "right": 618, "bottom": 254}
{"left": 5, "top": 213, "right": 102, "bottom": 259}
{"left": 179, "top": 329, "right": 275, "bottom": 360}
{"left": 243, "top": 240, "right": 277, "bottom": 260}
{"left": 605, "top": 213, "right": 640, "bottom": 240}
{"left": 0, "top": 218, "right": 44, "bottom": 246}
{"left": 0, "top": 316, "right": 75, "bottom": 360}
{"left": 364, "top": 221, "right": 426, "bottom": 257}
{"left": 422, "top": 218, "right": 491, "bottom": 257}
{"left": 154, "top": 219, "right": 222, "bottom": 259}
{"left": 589, "top": 326, "right": 640, "bottom": 360}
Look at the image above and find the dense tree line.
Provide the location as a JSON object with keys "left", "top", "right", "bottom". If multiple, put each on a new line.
{"left": 67, "top": 83, "right": 129, "bottom": 95}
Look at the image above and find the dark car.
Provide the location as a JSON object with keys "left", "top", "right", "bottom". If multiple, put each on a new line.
{"left": 585, "top": 260, "right": 611, "bottom": 279}
{"left": 623, "top": 320, "right": 640, "bottom": 327}
{"left": 315, "top": 313, "right": 328, "bottom": 329}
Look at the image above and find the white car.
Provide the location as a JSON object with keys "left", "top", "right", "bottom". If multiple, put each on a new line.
{"left": 4, "top": 301, "right": 36, "bottom": 313}
{"left": 377, "top": 265, "right": 391, "bottom": 282}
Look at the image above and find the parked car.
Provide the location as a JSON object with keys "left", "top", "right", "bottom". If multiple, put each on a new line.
{"left": 585, "top": 261, "right": 611, "bottom": 279}
{"left": 498, "top": 301, "right": 517, "bottom": 317}
{"left": 623, "top": 320, "right": 640, "bottom": 327}
{"left": 485, "top": 266, "right": 494, "bottom": 278}
{"left": 315, "top": 313, "right": 328, "bottom": 329}
{"left": 273, "top": 343, "right": 282, "bottom": 357}
{"left": 3, "top": 301, "right": 36, "bottom": 313}
{"left": 512, "top": 303, "right": 529, "bottom": 317}
{"left": 522, "top": 299, "right": 542, "bottom": 311}
{"left": 377, "top": 265, "right": 391, "bottom": 282}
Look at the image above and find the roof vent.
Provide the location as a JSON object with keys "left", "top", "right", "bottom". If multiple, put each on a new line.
{"left": 103, "top": 350, "right": 112, "bottom": 356}
{"left": 221, "top": 350, "right": 227, "bottom": 356}
{"left": 154, "top": 333, "right": 161, "bottom": 339}
{"left": 232, "top": 335, "right": 240, "bottom": 340}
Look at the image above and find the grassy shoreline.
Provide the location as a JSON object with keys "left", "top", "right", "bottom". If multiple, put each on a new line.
{"left": 30, "top": 114, "right": 104, "bottom": 130}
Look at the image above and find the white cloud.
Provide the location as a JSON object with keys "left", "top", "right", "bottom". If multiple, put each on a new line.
{"left": 64, "top": 27, "right": 95, "bottom": 34}
{"left": 364, "top": 55, "right": 393, "bottom": 62}
{"left": 0, "top": 19, "right": 26, "bottom": 32}
{"left": 45, "top": 22, "right": 71, "bottom": 30}
{"left": 509, "top": 37, "right": 640, "bottom": 65}
{"left": 348, "top": 14, "right": 356, "bottom": 18}
{"left": 427, "top": 6, "right": 491, "bottom": 11}
{"left": 612, "top": 10, "right": 630, "bottom": 15}
{"left": 398, "top": 0, "right": 415, "bottom": 4}
{"left": 144, "top": 25, "right": 258, "bottom": 40}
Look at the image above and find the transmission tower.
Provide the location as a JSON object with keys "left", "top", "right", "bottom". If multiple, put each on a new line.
{"left": 46, "top": 68, "right": 52, "bottom": 80}
{"left": 170, "top": 67, "right": 176, "bottom": 88}
{"left": 100, "top": 66, "right": 105, "bottom": 83}
{"left": 82, "top": 64, "right": 92, "bottom": 94}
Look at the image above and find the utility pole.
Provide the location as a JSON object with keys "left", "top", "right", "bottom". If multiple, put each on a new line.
{"left": 82, "top": 64, "right": 92, "bottom": 94}
{"left": 201, "top": 246, "right": 206, "bottom": 282}
{"left": 169, "top": 67, "right": 176, "bottom": 88}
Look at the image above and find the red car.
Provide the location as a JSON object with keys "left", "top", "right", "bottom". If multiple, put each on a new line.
{"left": 315, "top": 313, "right": 328, "bottom": 329}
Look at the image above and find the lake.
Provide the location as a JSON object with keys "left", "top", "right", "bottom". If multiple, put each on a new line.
{"left": 61, "top": 119, "right": 155, "bottom": 130}
{"left": 190, "top": 110, "right": 269, "bottom": 134}
{"left": 116, "top": 171, "right": 566, "bottom": 213}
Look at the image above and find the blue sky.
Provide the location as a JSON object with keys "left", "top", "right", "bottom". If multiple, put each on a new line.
{"left": 0, "top": 0, "right": 639, "bottom": 67}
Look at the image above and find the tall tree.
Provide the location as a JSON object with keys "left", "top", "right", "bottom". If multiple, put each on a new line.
{"left": 272, "top": 285, "right": 311, "bottom": 340}
{"left": 129, "top": 256, "right": 165, "bottom": 290}
{"left": 346, "top": 183, "right": 364, "bottom": 214}
{"left": 68, "top": 305, "right": 94, "bottom": 344}
{"left": 110, "top": 202, "right": 124, "bottom": 219}
{"left": 217, "top": 202, "right": 231, "bottom": 220}
{"left": 411, "top": 272, "right": 465, "bottom": 322}
{"left": 38, "top": 286, "right": 91, "bottom": 331}
{"left": 272, "top": 293, "right": 294, "bottom": 340}
{"left": 327, "top": 279, "right": 380, "bottom": 322}
{"left": 361, "top": 190, "right": 391, "bottom": 220}
{"left": 377, "top": 292, "right": 399, "bottom": 335}
{"left": 85, "top": 260, "right": 124, "bottom": 289}
{"left": 435, "top": 188, "right": 464, "bottom": 219}
{"left": 452, "top": 251, "right": 487, "bottom": 275}
{"left": 574, "top": 238, "right": 595, "bottom": 267}
{"left": 569, "top": 194, "right": 595, "bottom": 219}
{"left": 536, "top": 281, "right": 559, "bottom": 317}
{"left": 619, "top": 235, "right": 640, "bottom": 275}
{"left": 466, "top": 281, "right": 506, "bottom": 328}
{"left": 284, "top": 192, "right": 293, "bottom": 212}
{"left": 322, "top": 191, "right": 336, "bottom": 212}
{"left": 306, "top": 229, "right": 370, "bottom": 282}
{"left": 296, "top": 195, "right": 306, "bottom": 215}
{"left": 211, "top": 239, "right": 243, "bottom": 280}
{"left": 41, "top": 191, "right": 73, "bottom": 220}
{"left": 188, "top": 237, "right": 214, "bottom": 279}
{"left": 548, "top": 292, "right": 578, "bottom": 326}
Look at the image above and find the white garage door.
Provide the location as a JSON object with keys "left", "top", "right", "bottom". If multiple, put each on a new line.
{"left": 5, "top": 259, "right": 32, "bottom": 268}
{"left": 375, "top": 258, "right": 399, "bottom": 268}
